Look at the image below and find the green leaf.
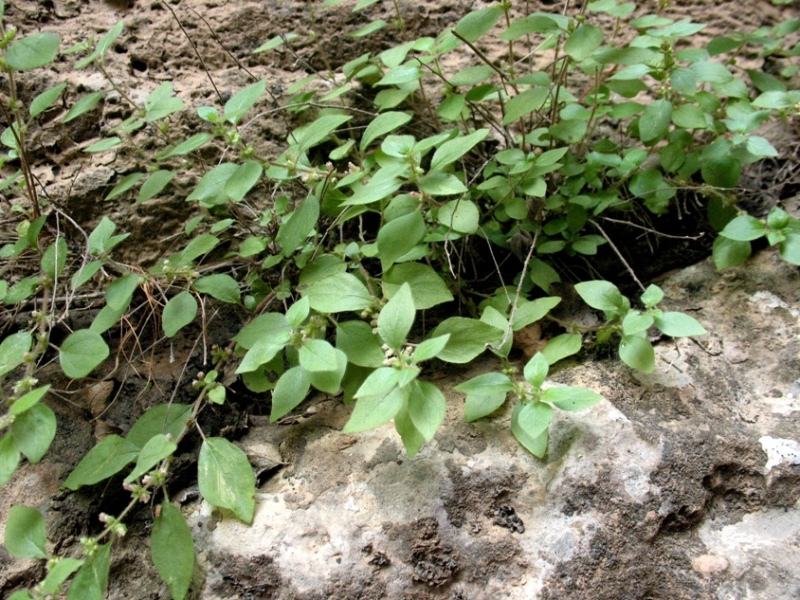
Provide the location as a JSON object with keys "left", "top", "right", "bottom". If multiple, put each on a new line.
{"left": 277, "top": 194, "right": 320, "bottom": 256}
{"left": 543, "top": 386, "right": 603, "bottom": 411}
{"left": 270, "top": 367, "right": 311, "bottom": 421}
{"left": 453, "top": 372, "right": 513, "bottom": 396}
{"left": 144, "top": 82, "right": 184, "bottom": 122}
{"left": 780, "top": 234, "right": 800, "bottom": 266}
{"left": 198, "top": 437, "right": 255, "bottom": 523}
{"left": 162, "top": 292, "right": 198, "bottom": 338}
{"left": 63, "top": 435, "right": 140, "bottom": 490}
{"left": 290, "top": 114, "right": 352, "bottom": 155}
{"left": 512, "top": 296, "right": 561, "bottom": 331}
{"left": 418, "top": 172, "right": 467, "bottom": 196}
{"left": 712, "top": 236, "right": 751, "bottom": 270}
{"left": 308, "top": 348, "right": 347, "bottom": 394}
{"left": 449, "top": 65, "right": 495, "bottom": 87}
{"left": 235, "top": 331, "right": 292, "bottom": 374}
{"left": 336, "top": 321, "right": 385, "bottom": 368}
{"left": 701, "top": 139, "right": 741, "bottom": 188}
{"left": 354, "top": 367, "right": 401, "bottom": 399}
{"left": 377, "top": 282, "right": 415, "bottom": 350}
{"left": 344, "top": 385, "right": 406, "bottom": 433}
{"left": 104, "top": 273, "right": 140, "bottom": 311}
{"left": 30, "top": 82, "right": 67, "bottom": 118}
{"left": 619, "top": 334, "right": 655, "bottom": 372}
{"left": 40, "top": 558, "right": 84, "bottom": 596}
{"left": 11, "top": 403, "right": 56, "bottom": 463}
{"left": 4, "top": 506, "right": 47, "bottom": 559}
{"left": 151, "top": 504, "right": 195, "bottom": 600}
{"left": 377, "top": 210, "right": 425, "bottom": 271}
{"left": 393, "top": 406, "right": 426, "bottom": 458}
{"left": 653, "top": 312, "right": 707, "bottom": 337}
{"left": 512, "top": 402, "right": 553, "bottom": 447}
{"left": 224, "top": 161, "right": 263, "bottom": 202}
{"left": 541, "top": 333, "right": 582, "bottom": 365}
{"left": 83, "top": 137, "right": 121, "bottom": 153}
{"left": 160, "top": 133, "right": 214, "bottom": 159}
{"left": 430, "top": 129, "right": 488, "bottom": 171}
{"left": 407, "top": 380, "right": 445, "bottom": 441}
{"left": 6, "top": 32, "right": 60, "bottom": 70}
{"left": 622, "top": 311, "right": 654, "bottom": 336}
{"left": 523, "top": 352, "right": 549, "bottom": 388}
{"left": 430, "top": 317, "right": 503, "bottom": 363}
{"left": 305, "top": 272, "right": 373, "bottom": 313}
{"left": 179, "top": 233, "right": 220, "bottom": 265}
{"left": 41, "top": 237, "right": 68, "bottom": 280}
{"left": 224, "top": 79, "right": 266, "bottom": 124}
{"left": 104, "top": 171, "right": 143, "bottom": 201}
{"left": 193, "top": 274, "right": 241, "bottom": 304}
{"left": 253, "top": 33, "right": 300, "bottom": 53}
{"left": 0, "top": 331, "right": 32, "bottom": 377}
{"left": 186, "top": 163, "right": 237, "bottom": 206}
{"left": 124, "top": 434, "right": 177, "bottom": 483}
{"left": 719, "top": 215, "right": 766, "bottom": 241}
{"left": 454, "top": 6, "right": 503, "bottom": 42}
{"left": 0, "top": 435, "right": 21, "bottom": 487}
{"left": 361, "top": 111, "right": 413, "bottom": 151}
{"left": 137, "top": 170, "right": 175, "bottom": 203}
{"left": 67, "top": 542, "right": 110, "bottom": 600}
{"left": 349, "top": 19, "right": 387, "bottom": 37}
{"left": 10, "top": 385, "right": 51, "bottom": 416}
{"left": 62, "top": 91, "right": 106, "bottom": 123}
{"left": 299, "top": 339, "right": 338, "bottom": 373}
{"left": 59, "top": 330, "right": 109, "bottom": 378}
{"left": 412, "top": 334, "right": 450, "bottom": 363}
{"left": 641, "top": 284, "right": 664, "bottom": 308}
{"left": 383, "top": 263, "right": 453, "bottom": 310}
{"left": 88, "top": 216, "right": 129, "bottom": 254}
{"left": 638, "top": 99, "right": 672, "bottom": 144}
{"left": 564, "top": 24, "right": 604, "bottom": 62}
{"left": 438, "top": 199, "right": 479, "bottom": 234}
{"left": 127, "top": 404, "right": 192, "bottom": 450}
{"left": 574, "top": 280, "right": 625, "bottom": 314}
{"left": 464, "top": 393, "right": 507, "bottom": 422}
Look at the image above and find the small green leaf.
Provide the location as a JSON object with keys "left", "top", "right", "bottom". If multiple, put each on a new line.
{"left": 454, "top": 372, "right": 513, "bottom": 396}
{"left": 543, "top": 386, "right": 603, "bottom": 411}
{"left": 349, "top": 19, "right": 387, "bottom": 37}
{"left": 127, "top": 404, "right": 192, "bottom": 450}
{"left": 198, "top": 437, "right": 255, "bottom": 523}
{"left": 308, "top": 348, "right": 347, "bottom": 394}
{"left": 193, "top": 274, "right": 241, "bottom": 304}
{"left": 619, "top": 334, "right": 655, "bottom": 372}
{"left": 6, "top": 32, "right": 60, "bottom": 70}
{"left": 638, "top": 99, "right": 673, "bottom": 144}
{"left": 344, "top": 385, "right": 406, "bottom": 433}
{"left": 377, "top": 282, "right": 415, "bottom": 350}
{"left": 124, "top": 434, "right": 177, "bottom": 483}
{"left": 622, "top": 311, "right": 654, "bottom": 336}
{"left": 653, "top": 312, "right": 707, "bottom": 337}
{"left": 720, "top": 215, "right": 766, "bottom": 241}
{"left": 0, "top": 435, "right": 21, "bottom": 487}
{"left": 713, "top": 235, "right": 751, "bottom": 270}
{"left": 430, "top": 129, "right": 489, "bottom": 171}
{"left": 0, "top": 331, "right": 32, "bottom": 377}
{"left": 299, "top": 340, "right": 338, "bottom": 373}
{"left": 59, "top": 330, "right": 109, "bottom": 378}
{"left": 438, "top": 199, "right": 480, "bottom": 234}
{"left": 144, "top": 82, "right": 184, "bottom": 122}
{"left": 377, "top": 210, "right": 425, "bottom": 271}
{"left": 30, "top": 82, "right": 67, "bottom": 118}
{"left": 641, "top": 284, "right": 664, "bottom": 308}
{"left": 407, "top": 381, "right": 445, "bottom": 442}
{"left": 151, "top": 504, "right": 195, "bottom": 600}
{"left": 270, "top": 367, "right": 311, "bottom": 421}
{"left": 104, "top": 172, "right": 143, "bottom": 201}
{"left": 11, "top": 403, "right": 56, "bottom": 463}
{"left": 564, "top": 24, "right": 604, "bottom": 62}
{"left": 4, "top": 506, "right": 47, "bottom": 559}
{"left": 431, "top": 318, "right": 503, "bottom": 363}
{"left": 40, "top": 558, "right": 84, "bottom": 596}
{"left": 138, "top": 170, "right": 175, "bottom": 203}
{"left": 224, "top": 79, "right": 266, "bottom": 124}
{"left": 83, "top": 137, "right": 122, "bottom": 153}
{"left": 454, "top": 6, "right": 503, "bottom": 42}
{"left": 63, "top": 435, "right": 140, "bottom": 490}
{"left": 523, "top": 352, "right": 549, "bottom": 388}
{"left": 541, "top": 333, "right": 582, "bottom": 365}
{"left": 67, "top": 542, "right": 110, "bottom": 600}
{"left": 780, "top": 234, "right": 800, "bottom": 266}
{"left": 464, "top": 393, "right": 507, "bottom": 422}
{"left": 383, "top": 263, "right": 453, "bottom": 310}
{"left": 160, "top": 133, "right": 214, "bottom": 159}
{"left": 162, "top": 292, "right": 198, "bottom": 338}
{"left": 512, "top": 297, "right": 561, "bottom": 331}
{"left": 62, "top": 91, "right": 106, "bottom": 123}
{"left": 41, "top": 237, "right": 68, "bottom": 280}
{"left": 502, "top": 87, "right": 550, "bottom": 125}
{"left": 418, "top": 172, "right": 467, "bottom": 196}
{"left": 512, "top": 402, "right": 553, "bottom": 447}
{"left": 186, "top": 163, "right": 237, "bottom": 206}
{"left": 10, "top": 385, "right": 51, "bottom": 416}
{"left": 412, "top": 334, "right": 450, "bottom": 363}
{"left": 305, "top": 272, "right": 373, "bottom": 313}
{"left": 236, "top": 331, "right": 292, "bottom": 374}
{"left": 574, "top": 280, "right": 625, "bottom": 314}
{"left": 336, "top": 321, "right": 385, "bottom": 368}
{"left": 361, "top": 111, "right": 413, "bottom": 151}
{"left": 225, "top": 161, "right": 263, "bottom": 202}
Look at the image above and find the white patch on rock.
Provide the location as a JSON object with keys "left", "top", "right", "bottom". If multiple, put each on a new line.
{"left": 759, "top": 436, "right": 800, "bottom": 471}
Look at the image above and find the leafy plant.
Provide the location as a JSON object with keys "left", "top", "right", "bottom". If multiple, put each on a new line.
{"left": 1, "top": 0, "right": 798, "bottom": 597}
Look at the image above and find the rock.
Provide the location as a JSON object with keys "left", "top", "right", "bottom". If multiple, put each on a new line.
{"left": 692, "top": 554, "right": 729, "bottom": 575}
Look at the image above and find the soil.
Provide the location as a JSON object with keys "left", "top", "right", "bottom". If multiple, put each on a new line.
{"left": 1, "top": 0, "right": 800, "bottom": 598}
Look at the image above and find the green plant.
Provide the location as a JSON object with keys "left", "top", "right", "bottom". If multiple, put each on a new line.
{"left": 1, "top": 0, "right": 798, "bottom": 597}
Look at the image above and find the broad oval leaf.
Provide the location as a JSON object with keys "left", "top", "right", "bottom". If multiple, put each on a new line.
{"left": 63, "top": 435, "right": 140, "bottom": 490}
{"left": 4, "top": 506, "right": 47, "bottom": 559}
{"left": 377, "top": 210, "right": 425, "bottom": 271}
{"left": 193, "top": 274, "right": 241, "bottom": 304}
{"left": 361, "top": 111, "right": 413, "bottom": 151}
{"left": 11, "top": 403, "right": 56, "bottom": 463}
{"left": 6, "top": 32, "right": 60, "bottom": 70}
{"left": 377, "top": 282, "right": 415, "bottom": 350}
{"left": 431, "top": 317, "right": 503, "bottom": 363}
{"left": 511, "top": 402, "right": 551, "bottom": 457}
{"left": 464, "top": 393, "right": 508, "bottom": 422}
{"left": 198, "top": 437, "right": 255, "bottom": 523}
{"left": 619, "top": 334, "right": 655, "bottom": 372}
{"left": 407, "top": 381, "right": 445, "bottom": 442}
{"left": 124, "top": 434, "right": 177, "bottom": 483}
{"left": 162, "top": 291, "right": 198, "bottom": 338}
{"left": 151, "top": 504, "right": 195, "bottom": 600}
{"left": 67, "top": 542, "right": 110, "bottom": 600}
{"left": 541, "top": 333, "right": 582, "bottom": 365}
{"left": 270, "top": 367, "right": 311, "bottom": 422}
{"left": 653, "top": 312, "right": 707, "bottom": 337}
{"left": 127, "top": 403, "right": 192, "bottom": 450}
{"left": 305, "top": 272, "right": 374, "bottom": 313}
{"left": 430, "top": 128, "right": 489, "bottom": 171}
{"left": 344, "top": 385, "right": 406, "bottom": 433}
{"left": 542, "top": 386, "right": 604, "bottom": 411}
{"left": 59, "top": 329, "right": 109, "bottom": 378}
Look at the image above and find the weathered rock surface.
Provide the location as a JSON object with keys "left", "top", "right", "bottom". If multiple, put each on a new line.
{"left": 178, "top": 249, "right": 800, "bottom": 599}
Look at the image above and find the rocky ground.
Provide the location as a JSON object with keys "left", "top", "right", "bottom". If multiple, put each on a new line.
{"left": 1, "top": 0, "right": 800, "bottom": 598}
